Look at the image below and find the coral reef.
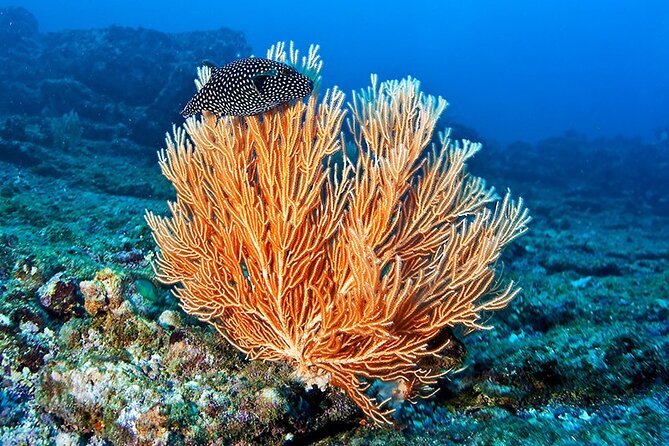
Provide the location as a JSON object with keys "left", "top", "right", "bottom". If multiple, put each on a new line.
{"left": 3, "top": 264, "right": 365, "bottom": 445}
{"left": 0, "top": 7, "right": 667, "bottom": 445}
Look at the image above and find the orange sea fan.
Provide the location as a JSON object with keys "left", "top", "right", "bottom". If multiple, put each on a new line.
{"left": 145, "top": 43, "right": 530, "bottom": 425}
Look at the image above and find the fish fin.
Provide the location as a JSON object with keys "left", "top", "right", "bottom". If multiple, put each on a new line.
{"left": 209, "top": 66, "right": 224, "bottom": 77}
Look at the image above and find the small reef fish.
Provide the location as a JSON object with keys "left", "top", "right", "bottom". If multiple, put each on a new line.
{"left": 180, "top": 58, "right": 314, "bottom": 118}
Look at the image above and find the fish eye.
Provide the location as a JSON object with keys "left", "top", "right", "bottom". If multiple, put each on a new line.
{"left": 280, "top": 67, "right": 293, "bottom": 76}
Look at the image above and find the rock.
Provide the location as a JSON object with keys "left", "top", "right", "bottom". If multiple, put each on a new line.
{"left": 0, "top": 16, "right": 250, "bottom": 149}
{"left": 0, "top": 7, "right": 38, "bottom": 41}
{"left": 79, "top": 268, "right": 124, "bottom": 316}
{"left": 157, "top": 310, "right": 182, "bottom": 329}
{"left": 38, "top": 272, "right": 80, "bottom": 317}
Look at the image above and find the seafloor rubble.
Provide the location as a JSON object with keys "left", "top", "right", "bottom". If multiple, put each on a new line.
{"left": 1, "top": 6, "right": 668, "bottom": 446}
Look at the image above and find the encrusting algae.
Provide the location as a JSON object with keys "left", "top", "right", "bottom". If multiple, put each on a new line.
{"left": 145, "top": 42, "right": 530, "bottom": 424}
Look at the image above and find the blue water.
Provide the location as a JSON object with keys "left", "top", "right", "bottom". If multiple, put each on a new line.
{"left": 11, "top": 0, "right": 669, "bottom": 145}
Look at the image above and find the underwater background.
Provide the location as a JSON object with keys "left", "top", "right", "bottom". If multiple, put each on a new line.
{"left": 0, "top": 1, "right": 667, "bottom": 445}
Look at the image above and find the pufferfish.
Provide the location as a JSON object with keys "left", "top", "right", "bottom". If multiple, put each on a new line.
{"left": 180, "top": 57, "right": 314, "bottom": 118}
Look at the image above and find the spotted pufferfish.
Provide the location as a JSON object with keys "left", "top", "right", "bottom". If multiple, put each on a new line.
{"left": 180, "top": 57, "right": 314, "bottom": 118}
